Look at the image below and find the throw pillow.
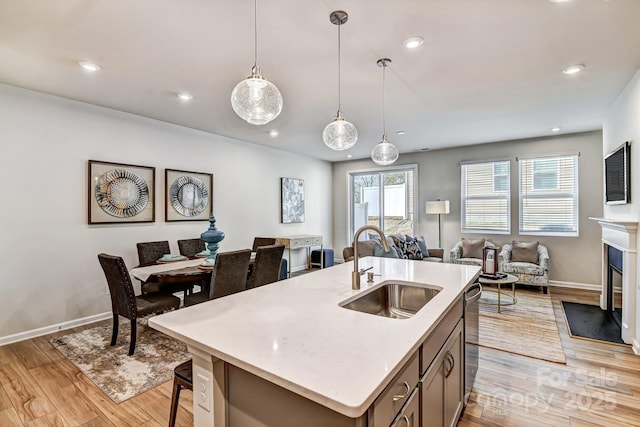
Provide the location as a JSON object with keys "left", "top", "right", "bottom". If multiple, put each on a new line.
{"left": 511, "top": 241, "right": 539, "bottom": 264}
{"left": 374, "top": 241, "right": 399, "bottom": 258}
{"left": 461, "top": 238, "right": 485, "bottom": 259}
{"left": 414, "top": 236, "right": 429, "bottom": 255}
{"left": 399, "top": 239, "right": 424, "bottom": 260}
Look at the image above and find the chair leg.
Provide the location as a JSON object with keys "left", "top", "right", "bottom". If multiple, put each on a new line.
{"left": 128, "top": 319, "right": 137, "bottom": 356}
{"left": 110, "top": 313, "right": 119, "bottom": 346}
{"left": 543, "top": 286, "right": 548, "bottom": 294}
{"left": 169, "top": 378, "right": 182, "bottom": 427}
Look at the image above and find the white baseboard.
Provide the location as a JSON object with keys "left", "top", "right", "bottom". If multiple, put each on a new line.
{"left": 549, "top": 280, "right": 601, "bottom": 291}
{"left": 0, "top": 312, "right": 112, "bottom": 346}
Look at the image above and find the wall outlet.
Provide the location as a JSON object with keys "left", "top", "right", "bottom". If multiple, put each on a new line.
{"left": 196, "top": 372, "right": 211, "bottom": 411}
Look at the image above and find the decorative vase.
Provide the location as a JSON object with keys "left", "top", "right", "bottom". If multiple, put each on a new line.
{"left": 200, "top": 214, "right": 225, "bottom": 261}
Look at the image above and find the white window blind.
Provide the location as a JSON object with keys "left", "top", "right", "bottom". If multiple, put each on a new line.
{"left": 461, "top": 160, "right": 510, "bottom": 233}
{"left": 519, "top": 154, "right": 578, "bottom": 236}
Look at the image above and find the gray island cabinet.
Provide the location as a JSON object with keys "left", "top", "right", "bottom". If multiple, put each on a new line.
{"left": 149, "top": 258, "right": 479, "bottom": 427}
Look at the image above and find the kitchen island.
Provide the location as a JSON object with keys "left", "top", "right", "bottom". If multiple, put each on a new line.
{"left": 149, "top": 257, "right": 480, "bottom": 427}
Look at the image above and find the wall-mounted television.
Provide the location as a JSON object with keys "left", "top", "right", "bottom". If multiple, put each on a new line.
{"left": 604, "top": 141, "right": 631, "bottom": 205}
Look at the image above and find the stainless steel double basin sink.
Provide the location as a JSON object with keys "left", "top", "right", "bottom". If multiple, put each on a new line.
{"left": 339, "top": 281, "right": 441, "bottom": 319}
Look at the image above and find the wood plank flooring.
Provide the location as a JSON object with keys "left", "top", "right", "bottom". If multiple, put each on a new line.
{"left": 0, "top": 287, "right": 638, "bottom": 426}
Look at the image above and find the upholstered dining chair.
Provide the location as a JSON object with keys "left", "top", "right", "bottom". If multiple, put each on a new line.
{"left": 177, "top": 238, "right": 206, "bottom": 258}
{"left": 97, "top": 253, "right": 180, "bottom": 356}
{"left": 136, "top": 240, "right": 192, "bottom": 296}
{"left": 136, "top": 240, "right": 171, "bottom": 266}
{"left": 183, "top": 249, "right": 252, "bottom": 307}
{"left": 247, "top": 244, "right": 285, "bottom": 289}
{"left": 252, "top": 237, "right": 277, "bottom": 251}
{"left": 170, "top": 248, "right": 252, "bottom": 426}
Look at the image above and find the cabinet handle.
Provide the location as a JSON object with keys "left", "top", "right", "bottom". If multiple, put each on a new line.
{"left": 392, "top": 381, "right": 411, "bottom": 401}
{"left": 401, "top": 415, "right": 411, "bottom": 427}
{"left": 444, "top": 351, "right": 455, "bottom": 378}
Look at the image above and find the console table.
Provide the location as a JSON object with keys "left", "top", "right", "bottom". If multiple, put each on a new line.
{"left": 275, "top": 234, "right": 323, "bottom": 277}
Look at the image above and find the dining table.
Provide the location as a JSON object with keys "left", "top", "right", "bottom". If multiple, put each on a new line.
{"left": 130, "top": 258, "right": 213, "bottom": 285}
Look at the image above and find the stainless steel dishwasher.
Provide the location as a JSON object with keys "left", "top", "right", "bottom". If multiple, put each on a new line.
{"left": 464, "top": 282, "right": 482, "bottom": 406}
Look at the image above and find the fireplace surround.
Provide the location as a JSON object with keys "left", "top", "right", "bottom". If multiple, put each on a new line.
{"left": 591, "top": 218, "right": 638, "bottom": 353}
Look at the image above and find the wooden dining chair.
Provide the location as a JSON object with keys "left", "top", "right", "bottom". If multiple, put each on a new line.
{"left": 97, "top": 253, "right": 180, "bottom": 356}
{"left": 170, "top": 248, "right": 252, "bottom": 426}
{"left": 183, "top": 249, "right": 252, "bottom": 307}
{"left": 177, "top": 238, "right": 206, "bottom": 258}
{"left": 247, "top": 244, "right": 285, "bottom": 289}
{"left": 252, "top": 237, "right": 276, "bottom": 251}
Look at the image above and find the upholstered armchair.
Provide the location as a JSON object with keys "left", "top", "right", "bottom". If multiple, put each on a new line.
{"left": 498, "top": 242, "right": 549, "bottom": 294}
{"left": 449, "top": 239, "right": 497, "bottom": 266}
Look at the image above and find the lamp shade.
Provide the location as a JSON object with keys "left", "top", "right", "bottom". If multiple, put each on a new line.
{"left": 323, "top": 116, "right": 358, "bottom": 150}
{"left": 231, "top": 68, "right": 283, "bottom": 125}
{"left": 425, "top": 200, "right": 450, "bottom": 215}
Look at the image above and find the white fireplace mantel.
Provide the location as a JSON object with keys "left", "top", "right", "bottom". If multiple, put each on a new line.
{"left": 589, "top": 217, "right": 639, "bottom": 354}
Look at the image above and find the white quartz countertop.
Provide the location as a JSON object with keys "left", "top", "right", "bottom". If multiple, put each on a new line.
{"left": 149, "top": 257, "right": 480, "bottom": 418}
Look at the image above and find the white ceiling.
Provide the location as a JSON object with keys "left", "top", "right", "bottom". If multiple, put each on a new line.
{"left": 1, "top": 0, "right": 639, "bottom": 162}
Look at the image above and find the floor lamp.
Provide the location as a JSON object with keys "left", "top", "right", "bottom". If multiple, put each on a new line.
{"left": 426, "top": 200, "right": 450, "bottom": 248}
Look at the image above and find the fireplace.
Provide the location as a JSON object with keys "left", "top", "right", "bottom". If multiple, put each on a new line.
{"left": 591, "top": 217, "right": 638, "bottom": 353}
{"left": 605, "top": 245, "right": 623, "bottom": 327}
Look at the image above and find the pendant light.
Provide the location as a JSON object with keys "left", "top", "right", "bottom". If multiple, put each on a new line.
{"left": 371, "top": 58, "right": 399, "bottom": 165}
{"left": 231, "top": 0, "right": 283, "bottom": 125}
{"left": 323, "top": 11, "right": 358, "bottom": 151}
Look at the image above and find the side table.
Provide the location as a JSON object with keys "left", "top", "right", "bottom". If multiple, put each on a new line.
{"left": 477, "top": 273, "right": 518, "bottom": 313}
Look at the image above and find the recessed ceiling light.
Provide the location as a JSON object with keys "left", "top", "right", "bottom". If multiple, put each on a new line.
{"left": 562, "top": 64, "right": 585, "bottom": 75}
{"left": 403, "top": 36, "right": 424, "bottom": 49}
{"left": 346, "top": 154, "right": 353, "bottom": 158}
{"left": 396, "top": 130, "right": 406, "bottom": 135}
{"left": 269, "top": 129, "right": 279, "bottom": 138}
{"left": 420, "top": 148, "right": 430, "bottom": 151}
{"left": 549, "top": 0, "right": 573, "bottom": 3}
{"left": 78, "top": 61, "right": 101, "bottom": 72}
{"left": 176, "top": 92, "right": 193, "bottom": 101}
{"left": 551, "top": 127, "right": 561, "bottom": 132}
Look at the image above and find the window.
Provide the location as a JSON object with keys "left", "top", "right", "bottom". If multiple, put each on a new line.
{"left": 519, "top": 154, "right": 578, "bottom": 236}
{"left": 349, "top": 165, "right": 417, "bottom": 240}
{"left": 461, "top": 160, "right": 510, "bottom": 234}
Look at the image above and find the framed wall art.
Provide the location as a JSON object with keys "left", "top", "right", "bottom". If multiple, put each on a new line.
{"left": 281, "top": 177, "right": 305, "bottom": 224}
{"left": 165, "top": 169, "right": 213, "bottom": 221}
{"left": 88, "top": 160, "right": 155, "bottom": 224}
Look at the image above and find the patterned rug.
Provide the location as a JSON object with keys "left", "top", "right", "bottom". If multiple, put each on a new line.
{"left": 50, "top": 320, "right": 190, "bottom": 403}
{"left": 473, "top": 287, "right": 566, "bottom": 364}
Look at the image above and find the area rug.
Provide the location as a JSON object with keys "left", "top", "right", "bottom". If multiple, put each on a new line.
{"left": 473, "top": 288, "right": 566, "bottom": 364}
{"left": 561, "top": 301, "right": 625, "bottom": 345}
{"left": 50, "top": 320, "right": 190, "bottom": 403}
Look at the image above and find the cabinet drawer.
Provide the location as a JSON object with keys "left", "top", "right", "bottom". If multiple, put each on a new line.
{"left": 420, "top": 298, "right": 463, "bottom": 374}
{"left": 311, "top": 236, "right": 323, "bottom": 245}
{"left": 390, "top": 388, "right": 419, "bottom": 427}
{"left": 371, "top": 352, "right": 419, "bottom": 427}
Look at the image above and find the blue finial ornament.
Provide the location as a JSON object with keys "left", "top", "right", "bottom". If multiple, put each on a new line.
{"left": 200, "top": 213, "right": 225, "bottom": 261}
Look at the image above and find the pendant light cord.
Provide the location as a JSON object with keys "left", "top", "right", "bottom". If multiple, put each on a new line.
{"left": 337, "top": 23, "right": 342, "bottom": 113}
{"left": 254, "top": 0, "right": 258, "bottom": 67}
{"left": 382, "top": 61, "right": 386, "bottom": 138}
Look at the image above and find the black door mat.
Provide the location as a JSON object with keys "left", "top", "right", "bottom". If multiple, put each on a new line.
{"left": 561, "top": 301, "right": 626, "bottom": 345}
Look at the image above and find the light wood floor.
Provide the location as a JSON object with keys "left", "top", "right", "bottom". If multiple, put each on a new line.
{"left": 1, "top": 287, "right": 639, "bottom": 426}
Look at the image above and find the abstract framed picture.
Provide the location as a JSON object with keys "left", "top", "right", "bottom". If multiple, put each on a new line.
{"left": 281, "top": 177, "right": 305, "bottom": 224}
{"left": 165, "top": 169, "right": 213, "bottom": 221}
{"left": 88, "top": 160, "right": 155, "bottom": 224}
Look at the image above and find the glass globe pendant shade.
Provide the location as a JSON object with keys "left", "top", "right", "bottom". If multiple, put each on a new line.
{"left": 371, "top": 134, "right": 399, "bottom": 165}
{"left": 231, "top": 66, "right": 283, "bottom": 125}
{"left": 323, "top": 112, "right": 358, "bottom": 151}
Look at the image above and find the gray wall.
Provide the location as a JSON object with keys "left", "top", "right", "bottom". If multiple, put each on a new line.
{"left": 333, "top": 131, "right": 603, "bottom": 286}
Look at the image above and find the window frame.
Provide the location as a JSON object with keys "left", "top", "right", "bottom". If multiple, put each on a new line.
{"left": 347, "top": 164, "right": 418, "bottom": 242}
{"left": 460, "top": 159, "right": 511, "bottom": 235}
{"left": 518, "top": 153, "right": 579, "bottom": 237}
